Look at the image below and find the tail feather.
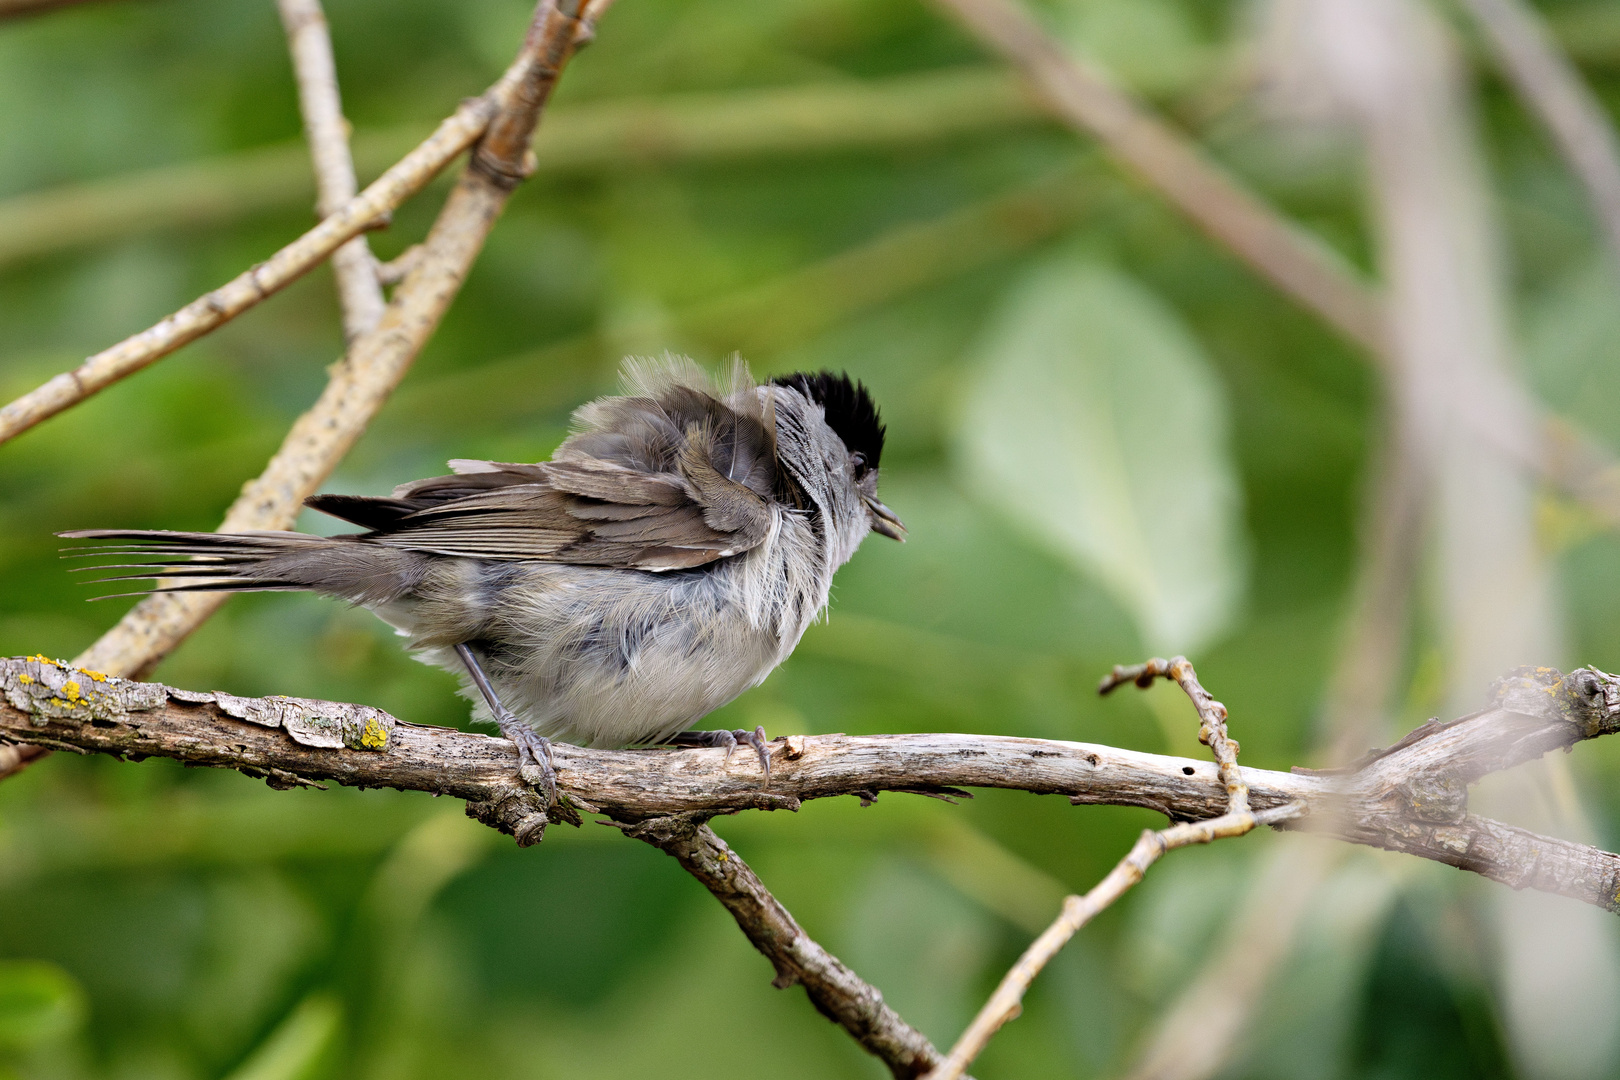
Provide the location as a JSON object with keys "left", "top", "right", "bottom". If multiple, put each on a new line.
{"left": 57, "top": 529, "right": 428, "bottom": 605}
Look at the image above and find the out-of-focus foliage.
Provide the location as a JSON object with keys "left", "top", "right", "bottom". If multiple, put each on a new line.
{"left": 0, "top": 0, "right": 1617, "bottom": 1077}
{"left": 958, "top": 252, "right": 1247, "bottom": 653}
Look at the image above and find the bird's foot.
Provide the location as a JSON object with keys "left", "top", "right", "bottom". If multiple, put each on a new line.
{"left": 667, "top": 725, "right": 772, "bottom": 784}
{"left": 498, "top": 718, "right": 558, "bottom": 805}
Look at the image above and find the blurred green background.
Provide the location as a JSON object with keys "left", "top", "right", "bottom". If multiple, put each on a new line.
{"left": 2, "top": 0, "right": 1620, "bottom": 1076}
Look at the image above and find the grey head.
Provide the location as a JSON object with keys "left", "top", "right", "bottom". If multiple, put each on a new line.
{"left": 766, "top": 368, "right": 905, "bottom": 565}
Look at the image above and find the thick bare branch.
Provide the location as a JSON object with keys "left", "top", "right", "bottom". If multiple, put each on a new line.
{"left": 1460, "top": 0, "right": 1620, "bottom": 269}
{"left": 4, "top": 656, "right": 1618, "bottom": 900}
{"left": 278, "top": 0, "right": 386, "bottom": 341}
{"left": 621, "top": 815, "right": 948, "bottom": 1080}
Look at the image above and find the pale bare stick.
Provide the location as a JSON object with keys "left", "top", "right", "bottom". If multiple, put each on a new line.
{"left": 1119, "top": 417, "right": 1426, "bottom": 1080}
{"left": 21, "top": 655, "right": 1620, "bottom": 1070}
{"left": 925, "top": 806, "right": 1300, "bottom": 1080}
{"left": 1099, "top": 656, "right": 1250, "bottom": 815}
{"left": 927, "top": 657, "right": 1270, "bottom": 1079}
{"left": 0, "top": 0, "right": 600, "bottom": 449}
{"left": 928, "top": 0, "right": 1386, "bottom": 354}
{"left": 69, "top": 0, "right": 605, "bottom": 682}
{"left": 925, "top": 0, "right": 1620, "bottom": 538}
{"left": 278, "top": 0, "right": 386, "bottom": 341}
{"left": 1460, "top": 0, "right": 1620, "bottom": 269}
{"left": 0, "top": 102, "right": 487, "bottom": 446}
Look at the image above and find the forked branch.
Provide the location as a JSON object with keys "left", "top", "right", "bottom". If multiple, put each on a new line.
{"left": 68, "top": 0, "right": 604, "bottom": 684}
{"left": 926, "top": 658, "right": 1275, "bottom": 1079}
{"left": 0, "top": 0, "right": 602, "bottom": 447}
{"left": 277, "top": 0, "right": 386, "bottom": 341}
{"left": 3, "top": 655, "right": 1619, "bottom": 1073}
{"left": 2, "top": 656, "right": 1618, "bottom": 900}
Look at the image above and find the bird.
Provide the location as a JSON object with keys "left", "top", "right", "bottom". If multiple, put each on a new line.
{"left": 61, "top": 356, "right": 904, "bottom": 803}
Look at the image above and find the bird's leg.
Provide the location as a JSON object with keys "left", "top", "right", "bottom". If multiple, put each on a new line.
{"left": 665, "top": 725, "right": 772, "bottom": 784}
{"left": 455, "top": 643, "right": 557, "bottom": 805}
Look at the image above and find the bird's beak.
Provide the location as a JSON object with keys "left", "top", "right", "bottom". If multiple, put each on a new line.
{"left": 865, "top": 496, "right": 906, "bottom": 541}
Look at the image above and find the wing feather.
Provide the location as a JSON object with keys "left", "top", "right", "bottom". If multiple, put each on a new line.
{"left": 302, "top": 358, "right": 780, "bottom": 569}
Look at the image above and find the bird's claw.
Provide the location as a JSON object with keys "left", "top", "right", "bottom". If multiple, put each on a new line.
{"left": 667, "top": 725, "right": 772, "bottom": 784}
{"left": 501, "top": 719, "right": 558, "bottom": 805}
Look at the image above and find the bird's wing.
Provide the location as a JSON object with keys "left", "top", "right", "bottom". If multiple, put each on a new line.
{"left": 304, "top": 383, "right": 780, "bottom": 571}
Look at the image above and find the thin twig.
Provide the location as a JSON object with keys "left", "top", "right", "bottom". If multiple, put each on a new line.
{"left": 0, "top": 102, "right": 488, "bottom": 446}
{"left": 0, "top": 0, "right": 601, "bottom": 448}
{"left": 621, "top": 815, "right": 949, "bottom": 1080}
{"left": 1460, "top": 0, "right": 1620, "bottom": 269}
{"left": 1120, "top": 414, "right": 1426, "bottom": 1080}
{"left": 278, "top": 0, "right": 386, "bottom": 341}
{"left": 67, "top": 0, "right": 603, "bottom": 682}
{"left": 928, "top": 658, "right": 1265, "bottom": 1079}
{"left": 926, "top": 806, "right": 1301, "bottom": 1080}
{"left": 1100, "top": 656, "right": 1250, "bottom": 816}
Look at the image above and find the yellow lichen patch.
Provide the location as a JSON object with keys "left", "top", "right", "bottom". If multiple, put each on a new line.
{"left": 48, "top": 698, "right": 68, "bottom": 709}
{"left": 83, "top": 670, "right": 107, "bottom": 683}
{"left": 17, "top": 674, "right": 32, "bottom": 685}
{"left": 27, "top": 654, "right": 50, "bottom": 665}
{"left": 61, "top": 682, "right": 81, "bottom": 702}
{"left": 360, "top": 716, "right": 388, "bottom": 749}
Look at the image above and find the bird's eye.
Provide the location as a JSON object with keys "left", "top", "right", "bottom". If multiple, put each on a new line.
{"left": 851, "top": 452, "right": 868, "bottom": 474}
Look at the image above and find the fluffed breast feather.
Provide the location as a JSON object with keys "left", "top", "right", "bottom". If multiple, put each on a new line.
{"left": 304, "top": 356, "right": 782, "bottom": 572}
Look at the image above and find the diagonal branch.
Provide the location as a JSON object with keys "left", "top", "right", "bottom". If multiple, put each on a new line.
{"left": 620, "top": 814, "right": 949, "bottom": 1080}
{"left": 0, "top": 0, "right": 601, "bottom": 448}
{"left": 1460, "top": 0, "right": 1620, "bottom": 269}
{"left": 0, "top": 102, "right": 485, "bottom": 445}
{"left": 926, "top": 0, "right": 1620, "bottom": 535}
{"left": 927, "top": 0, "right": 1385, "bottom": 352}
{"left": 63, "top": 0, "right": 604, "bottom": 686}
{"left": 926, "top": 805, "right": 1303, "bottom": 1080}
{"left": 278, "top": 0, "right": 386, "bottom": 341}
{"left": 926, "top": 658, "right": 1269, "bottom": 1079}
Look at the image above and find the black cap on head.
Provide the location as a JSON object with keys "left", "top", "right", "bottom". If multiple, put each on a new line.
{"left": 770, "top": 371, "right": 885, "bottom": 469}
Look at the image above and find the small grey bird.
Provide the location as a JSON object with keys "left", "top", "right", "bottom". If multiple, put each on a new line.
{"left": 63, "top": 357, "right": 903, "bottom": 801}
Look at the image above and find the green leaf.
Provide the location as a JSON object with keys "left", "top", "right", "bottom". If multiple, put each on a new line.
{"left": 0, "top": 960, "right": 85, "bottom": 1050}
{"left": 956, "top": 254, "right": 1248, "bottom": 653}
{"left": 223, "top": 993, "right": 343, "bottom": 1080}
